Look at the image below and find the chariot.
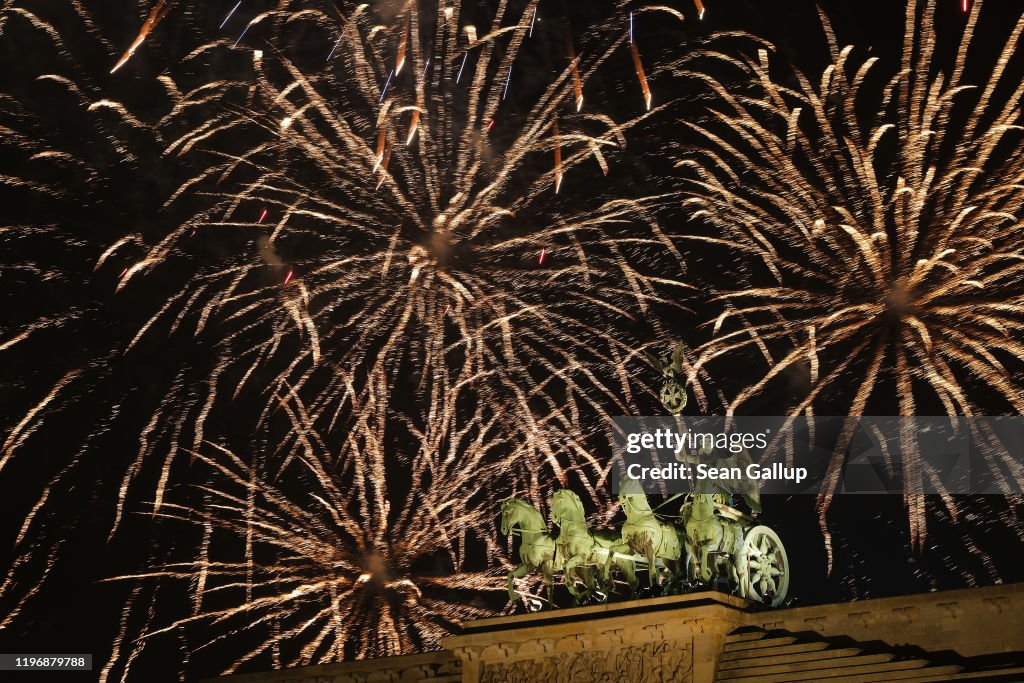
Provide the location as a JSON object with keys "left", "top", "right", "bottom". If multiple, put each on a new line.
{"left": 677, "top": 492, "right": 789, "bottom": 607}
{"left": 498, "top": 342, "right": 790, "bottom": 609}
{"left": 501, "top": 485, "right": 790, "bottom": 609}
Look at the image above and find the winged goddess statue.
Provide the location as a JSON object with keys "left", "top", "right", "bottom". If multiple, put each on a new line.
{"left": 645, "top": 343, "right": 761, "bottom": 514}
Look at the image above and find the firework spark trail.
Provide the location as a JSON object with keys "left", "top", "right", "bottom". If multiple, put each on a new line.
{"left": 630, "top": 38, "right": 652, "bottom": 111}
{"left": 111, "top": 0, "right": 171, "bottom": 73}
{"left": 676, "top": 0, "right": 1024, "bottom": 554}
{"left": 0, "top": 5, "right": 149, "bottom": 631}
{"left": 221, "top": 1, "right": 241, "bottom": 29}
{"left": 566, "top": 28, "right": 584, "bottom": 112}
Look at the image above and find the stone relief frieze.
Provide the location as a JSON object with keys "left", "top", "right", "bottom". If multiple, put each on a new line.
{"left": 479, "top": 640, "right": 692, "bottom": 683}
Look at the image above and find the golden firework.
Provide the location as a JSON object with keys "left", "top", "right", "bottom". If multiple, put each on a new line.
{"left": 678, "top": 0, "right": 1024, "bottom": 551}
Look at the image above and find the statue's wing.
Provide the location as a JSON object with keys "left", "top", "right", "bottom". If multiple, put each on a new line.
{"left": 671, "top": 342, "right": 687, "bottom": 371}
{"left": 643, "top": 349, "right": 665, "bottom": 371}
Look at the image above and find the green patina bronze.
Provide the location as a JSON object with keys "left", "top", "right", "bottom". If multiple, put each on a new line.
{"left": 549, "top": 490, "right": 634, "bottom": 604}
{"left": 499, "top": 343, "right": 790, "bottom": 609}
{"left": 500, "top": 498, "right": 557, "bottom": 606}
{"left": 615, "top": 476, "right": 684, "bottom": 592}
{"left": 646, "top": 343, "right": 689, "bottom": 415}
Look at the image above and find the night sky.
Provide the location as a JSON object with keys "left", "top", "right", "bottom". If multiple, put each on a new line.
{"left": 1, "top": 1, "right": 1023, "bottom": 682}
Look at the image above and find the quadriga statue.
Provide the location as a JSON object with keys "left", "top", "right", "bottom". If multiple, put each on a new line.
{"left": 499, "top": 342, "right": 790, "bottom": 608}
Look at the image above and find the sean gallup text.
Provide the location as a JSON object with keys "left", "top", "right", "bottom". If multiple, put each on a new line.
{"left": 625, "top": 462, "right": 809, "bottom": 485}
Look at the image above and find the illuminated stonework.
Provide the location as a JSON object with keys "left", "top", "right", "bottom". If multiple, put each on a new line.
{"left": 206, "top": 584, "right": 1024, "bottom": 683}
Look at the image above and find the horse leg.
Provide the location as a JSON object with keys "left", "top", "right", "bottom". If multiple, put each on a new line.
{"left": 609, "top": 542, "right": 638, "bottom": 597}
{"left": 646, "top": 548, "right": 659, "bottom": 589}
{"left": 563, "top": 557, "right": 583, "bottom": 606}
{"left": 542, "top": 560, "right": 555, "bottom": 606}
{"left": 582, "top": 564, "right": 601, "bottom": 603}
{"left": 684, "top": 537, "right": 696, "bottom": 583}
{"left": 591, "top": 552, "right": 612, "bottom": 602}
{"left": 662, "top": 559, "right": 680, "bottom": 594}
{"left": 673, "top": 558, "right": 686, "bottom": 593}
{"left": 592, "top": 550, "right": 612, "bottom": 599}
{"left": 508, "top": 563, "right": 529, "bottom": 602}
{"left": 618, "top": 558, "right": 639, "bottom": 597}
{"left": 572, "top": 568, "right": 591, "bottom": 607}
{"left": 572, "top": 562, "right": 596, "bottom": 606}
{"left": 710, "top": 527, "right": 724, "bottom": 584}
{"left": 699, "top": 539, "right": 713, "bottom": 582}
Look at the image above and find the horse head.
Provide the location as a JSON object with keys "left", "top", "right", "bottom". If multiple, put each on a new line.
{"left": 550, "top": 489, "right": 585, "bottom": 527}
{"left": 687, "top": 493, "right": 718, "bottom": 521}
{"left": 501, "top": 498, "right": 546, "bottom": 536}
{"left": 617, "top": 476, "right": 652, "bottom": 519}
{"left": 500, "top": 498, "right": 522, "bottom": 535}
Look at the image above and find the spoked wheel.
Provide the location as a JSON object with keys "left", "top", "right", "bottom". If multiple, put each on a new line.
{"left": 738, "top": 526, "right": 789, "bottom": 607}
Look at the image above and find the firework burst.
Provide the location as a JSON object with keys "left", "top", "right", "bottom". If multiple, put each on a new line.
{"left": 0, "top": 0, "right": 697, "bottom": 675}
{"left": 135, "top": 0, "right": 690, "bottom": 432}
{"left": 1, "top": 0, "right": 691, "bottom": 517}
{"left": 676, "top": 0, "right": 1024, "bottom": 550}
{"left": 98, "top": 376, "right": 564, "bottom": 678}
{"left": 93, "top": 0, "right": 696, "bottom": 545}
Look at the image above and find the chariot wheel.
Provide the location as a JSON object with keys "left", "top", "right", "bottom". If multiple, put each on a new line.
{"left": 737, "top": 526, "right": 788, "bottom": 607}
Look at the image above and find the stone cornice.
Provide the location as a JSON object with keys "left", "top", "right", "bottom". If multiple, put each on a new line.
{"left": 204, "top": 583, "right": 1024, "bottom": 683}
